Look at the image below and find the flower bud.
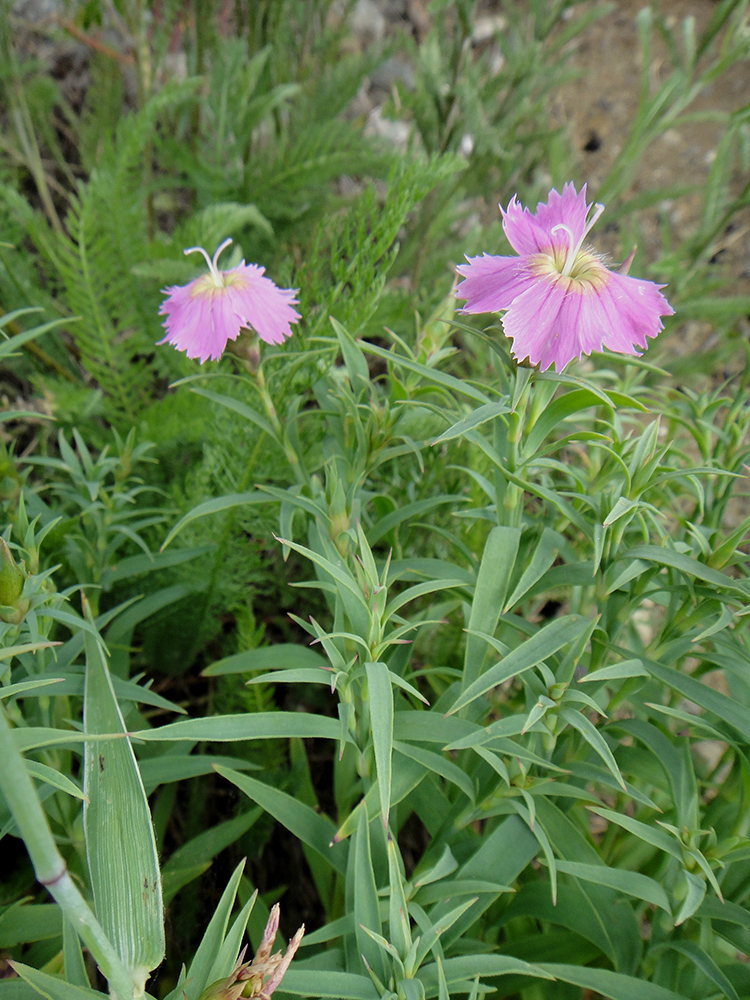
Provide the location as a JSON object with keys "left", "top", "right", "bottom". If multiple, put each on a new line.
{"left": 0, "top": 538, "right": 28, "bottom": 625}
{"left": 197, "top": 905, "right": 304, "bottom": 1000}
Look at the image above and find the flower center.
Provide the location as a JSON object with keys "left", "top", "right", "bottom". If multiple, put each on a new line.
{"left": 528, "top": 248, "right": 609, "bottom": 292}
{"left": 551, "top": 201, "right": 605, "bottom": 277}
{"left": 183, "top": 237, "right": 234, "bottom": 288}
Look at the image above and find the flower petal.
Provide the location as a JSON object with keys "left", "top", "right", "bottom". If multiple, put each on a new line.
{"left": 458, "top": 184, "right": 672, "bottom": 370}
{"left": 532, "top": 182, "right": 589, "bottom": 249}
{"left": 158, "top": 259, "right": 300, "bottom": 363}
{"left": 599, "top": 271, "right": 674, "bottom": 353}
{"left": 224, "top": 264, "right": 301, "bottom": 346}
{"left": 500, "top": 275, "right": 573, "bottom": 371}
{"left": 502, "top": 267, "right": 674, "bottom": 371}
{"left": 500, "top": 196, "right": 551, "bottom": 255}
{"left": 262, "top": 925, "right": 305, "bottom": 998}
{"left": 456, "top": 253, "right": 537, "bottom": 314}
{"left": 158, "top": 282, "right": 238, "bottom": 363}
{"left": 501, "top": 183, "right": 589, "bottom": 257}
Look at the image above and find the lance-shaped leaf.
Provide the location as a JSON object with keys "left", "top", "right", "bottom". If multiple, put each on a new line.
{"left": 462, "top": 527, "right": 521, "bottom": 692}
{"left": 448, "top": 615, "right": 588, "bottom": 716}
{"left": 83, "top": 608, "right": 164, "bottom": 989}
{"left": 366, "top": 661, "right": 394, "bottom": 828}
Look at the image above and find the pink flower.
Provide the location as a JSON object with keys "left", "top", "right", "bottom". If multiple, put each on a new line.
{"left": 158, "top": 239, "right": 300, "bottom": 363}
{"left": 456, "top": 183, "right": 674, "bottom": 371}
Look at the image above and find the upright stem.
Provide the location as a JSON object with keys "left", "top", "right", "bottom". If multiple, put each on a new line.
{"left": 0, "top": 706, "right": 133, "bottom": 1000}
{"left": 254, "top": 363, "right": 303, "bottom": 480}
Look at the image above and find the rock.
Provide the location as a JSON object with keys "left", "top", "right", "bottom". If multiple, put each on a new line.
{"left": 351, "top": 0, "right": 387, "bottom": 47}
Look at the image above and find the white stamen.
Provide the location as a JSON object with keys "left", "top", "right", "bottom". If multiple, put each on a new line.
{"left": 552, "top": 202, "right": 605, "bottom": 277}
{"left": 183, "top": 237, "right": 233, "bottom": 288}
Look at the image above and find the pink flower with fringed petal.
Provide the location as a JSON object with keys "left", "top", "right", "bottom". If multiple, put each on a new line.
{"left": 158, "top": 238, "right": 300, "bottom": 363}
{"left": 456, "top": 183, "right": 674, "bottom": 371}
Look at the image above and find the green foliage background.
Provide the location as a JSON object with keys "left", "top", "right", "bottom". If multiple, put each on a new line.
{"left": 1, "top": 1, "right": 750, "bottom": 999}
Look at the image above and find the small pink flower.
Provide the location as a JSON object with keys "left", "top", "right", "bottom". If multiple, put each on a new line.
{"left": 158, "top": 239, "right": 300, "bottom": 363}
{"left": 456, "top": 183, "right": 674, "bottom": 371}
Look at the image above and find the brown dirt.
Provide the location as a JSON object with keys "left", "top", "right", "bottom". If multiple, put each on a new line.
{"left": 554, "top": 0, "right": 750, "bottom": 356}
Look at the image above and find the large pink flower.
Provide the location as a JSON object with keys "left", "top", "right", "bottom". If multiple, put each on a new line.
{"left": 456, "top": 183, "right": 674, "bottom": 371}
{"left": 158, "top": 238, "right": 300, "bottom": 363}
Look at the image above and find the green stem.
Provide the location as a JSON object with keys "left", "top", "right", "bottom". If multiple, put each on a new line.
{"left": 254, "top": 363, "right": 304, "bottom": 482}
{"left": 186, "top": 429, "right": 267, "bottom": 667}
{"left": 0, "top": 706, "right": 133, "bottom": 1000}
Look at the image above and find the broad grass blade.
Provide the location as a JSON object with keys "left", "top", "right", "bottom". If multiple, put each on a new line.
{"left": 83, "top": 612, "right": 164, "bottom": 986}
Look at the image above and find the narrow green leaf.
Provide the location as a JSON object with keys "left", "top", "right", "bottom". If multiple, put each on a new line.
{"left": 387, "top": 835, "right": 411, "bottom": 958}
{"left": 0, "top": 315, "right": 74, "bottom": 360}
{"left": 131, "top": 711, "right": 340, "bottom": 743}
{"left": 0, "top": 641, "right": 60, "bottom": 663}
{"left": 204, "top": 892, "right": 257, "bottom": 993}
{"left": 13, "top": 728, "right": 121, "bottom": 752}
{"left": 63, "top": 917, "right": 90, "bottom": 989}
{"left": 383, "top": 578, "right": 467, "bottom": 622}
{"left": 138, "top": 754, "right": 259, "bottom": 795}
{"left": 361, "top": 341, "right": 490, "bottom": 404}
{"left": 422, "top": 954, "right": 554, "bottom": 987}
{"left": 202, "top": 643, "right": 329, "bottom": 676}
{"left": 450, "top": 615, "right": 588, "bottom": 715}
{"left": 368, "top": 496, "right": 466, "bottom": 546}
{"left": 513, "top": 800, "right": 557, "bottom": 904}
{"left": 0, "top": 904, "right": 61, "bottom": 948}
{"left": 189, "top": 387, "right": 277, "bottom": 439}
{"left": 603, "top": 496, "right": 642, "bottom": 527}
{"left": 280, "top": 969, "right": 379, "bottom": 998}
{"left": 413, "top": 846, "right": 458, "bottom": 888}
{"left": 524, "top": 388, "right": 615, "bottom": 457}
{"left": 161, "top": 492, "right": 270, "bottom": 551}
{"left": 393, "top": 740, "right": 474, "bottom": 802}
{"left": 413, "top": 897, "right": 478, "bottom": 969}
{"left": 9, "top": 962, "right": 106, "bottom": 999}
{"left": 100, "top": 544, "right": 213, "bottom": 588}
{"left": 435, "top": 957, "right": 450, "bottom": 1000}
{"left": 536, "top": 963, "right": 688, "bottom": 1000}
{"left": 504, "top": 528, "right": 561, "bottom": 612}
{"left": 353, "top": 810, "right": 385, "bottom": 983}
{"left": 660, "top": 941, "right": 739, "bottom": 1000}
{"left": 433, "top": 402, "right": 510, "bottom": 444}
{"left": 331, "top": 316, "right": 370, "bottom": 392}
{"left": 554, "top": 860, "right": 670, "bottom": 912}
{"left": 559, "top": 707, "right": 626, "bottom": 789}
{"left": 275, "top": 534, "right": 368, "bottom": 613}
{"left": 415, "top": 879, "right": 512, "bottom": 906}
{"left": 181, "top": 860, "right": 245, "bottom": 1000}
{"left": 644, "top": 657, "right": 750, "bottom": 741}
{"left": 245, "top": 667, "right": 331, "bottom": 687}
{"left": 578, "top": 659, "right": 648, "bottom": 683}
{"left": 619, "top": 545, "right": 750, "bottom": 598}
{"left": 0, "top": 677, "right": 64, "bottom": 700}
{"left": 588, "top": 806, "right": 681, "bottom": 858}
{"left": 25, "top": 760, "right": 86, "bottom": 801}
{"left": 214, "top": 766, "right": 348, "bottom": 874}
{"left": 366, "top": 661, "right": 394, "bottom": 828}
{"left": 462, "top": 526, "right": 521, "bottom": 692}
